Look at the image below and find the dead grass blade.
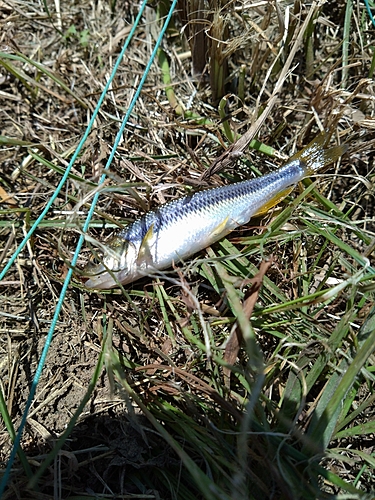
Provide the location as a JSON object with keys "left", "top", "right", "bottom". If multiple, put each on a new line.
{"left": 202, "top": 1, "right": 322, "bottom": 179}
{"left": 0, "top": 52, "right": 87, "bottom": 107}
{"left": 223, "top": 259, "right": 273, "bottom": 388}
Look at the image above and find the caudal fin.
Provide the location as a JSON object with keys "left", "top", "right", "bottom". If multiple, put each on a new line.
{"left": 288, "top": 132, "right": 348, "bottom": 176}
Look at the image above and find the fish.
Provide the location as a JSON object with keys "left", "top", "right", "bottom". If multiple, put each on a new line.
{"left": 82, "top": 133, "right": 347, "bottom": 289}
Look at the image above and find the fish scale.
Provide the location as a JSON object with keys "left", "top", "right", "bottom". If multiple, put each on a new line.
{"left": 82, "top": 134, "right": 347, "bottom": 289}
{"left": 121, "top": 162, "right": 304, "bottom": 243}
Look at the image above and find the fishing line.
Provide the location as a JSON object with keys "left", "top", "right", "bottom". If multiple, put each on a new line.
{"left": 364, "top": 0, "right": 375, "bottom": 28}
{"left": 0, "top": 0, "right": 180, "bottom": 494}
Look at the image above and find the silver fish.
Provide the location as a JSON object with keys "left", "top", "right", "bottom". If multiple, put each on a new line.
{"left": 82, "top": 134, "right": 347, "bottom": 289}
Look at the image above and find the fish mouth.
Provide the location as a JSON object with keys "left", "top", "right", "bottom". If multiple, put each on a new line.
{"left": 83, "top": 266, "right": 137, "bottom": 290}
{"left": 80, "top": 257, "right": 127, "bottom": 289}
{"left": 84, "top": 272, "right": 120, "bottom": 290}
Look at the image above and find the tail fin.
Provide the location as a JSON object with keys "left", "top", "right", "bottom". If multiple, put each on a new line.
{"left": 288, "top": 132, "right": 348, "bottom": 176}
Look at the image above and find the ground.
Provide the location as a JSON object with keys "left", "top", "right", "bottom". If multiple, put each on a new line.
{"left": 1, "top": 1, "right": 375, "bottom": 499}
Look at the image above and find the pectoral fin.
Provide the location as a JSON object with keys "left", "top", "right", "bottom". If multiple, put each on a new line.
{"left": 253, "top": 187, "right": 294, "bottom": 217}
{"left": 137, "top": 223, "right": 154, "bottom": 266}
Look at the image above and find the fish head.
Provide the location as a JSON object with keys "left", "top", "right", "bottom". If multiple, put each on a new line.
{"left": 82, "top": 236, "right": 138, "bottom": 289}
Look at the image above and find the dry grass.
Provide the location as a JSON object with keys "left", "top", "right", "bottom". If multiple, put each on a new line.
{"left": 1, "top": 0, "right": 375, "bottom": 499}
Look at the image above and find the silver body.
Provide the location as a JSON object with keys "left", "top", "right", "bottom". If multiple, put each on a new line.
{"left": 121, "top": 161, "right": 304, "bottom": 265}
{"left": 82, "top": 134, "right": 346, "bottom": 289}
{"left": 84, "top": 161, "right": 305, "bottom": 288}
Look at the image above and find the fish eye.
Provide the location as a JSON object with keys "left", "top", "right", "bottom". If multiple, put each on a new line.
{"left": 89, "top": 250, "right": 104, "bottom": 266}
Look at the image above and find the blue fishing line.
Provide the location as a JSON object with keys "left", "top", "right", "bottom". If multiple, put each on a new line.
{"left": 0, "top": 2, "right": 147, "bottom": 283}
{"left": 0, "top": 0, "right": 161, "bottom": 494}
{"left": 364, "top": 0, "right": 375, "bottom": 27}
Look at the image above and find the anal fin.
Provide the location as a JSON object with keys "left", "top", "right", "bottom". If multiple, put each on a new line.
{"left": 211, "top": 216, "right": 231, "bottom": 239}
{"left": 253, "top": 187, "right": 294, "bottom": 217}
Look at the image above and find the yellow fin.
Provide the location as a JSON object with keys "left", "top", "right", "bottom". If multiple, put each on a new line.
{"left": 253, "top": 187, "right": 294, "bottom": 216}
{"left": 202, "top": 216, "right": 233, "bottom": 246}
{"left": 211, "top": 216, "right": 231, "bottom": 239}
{"left": 137, "top": 223, "right": 154, "bottom": 266}
{"left": 288, "top": 132, "right": 348, "bottom": 176}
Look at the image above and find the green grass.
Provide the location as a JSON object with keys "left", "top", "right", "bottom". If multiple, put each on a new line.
{"left": 1, "top": 0, "right": 375, "bottom": 498}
